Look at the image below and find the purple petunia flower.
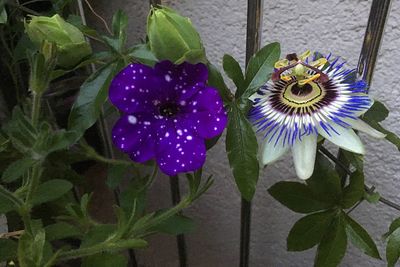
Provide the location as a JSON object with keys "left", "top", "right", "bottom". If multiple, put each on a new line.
{"left": 109, "top": 60, "right": 227, "bottom": 175}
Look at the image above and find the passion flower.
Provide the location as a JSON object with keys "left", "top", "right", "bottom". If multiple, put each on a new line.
{"left": 109, "top": 61, "right": 227, "bottom": 175}
{"left": 249, "top": 51, "right": 385, "bottom": 179}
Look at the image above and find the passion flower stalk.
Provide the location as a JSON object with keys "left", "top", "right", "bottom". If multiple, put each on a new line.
{"left": 249, "top": 51, "right": 385, "bottom": 179}
{"left": 25, "top": 14, "right": 91, "bottom": 68}
{"left": 109, "top": 61, "right": 227, "bottom": 175}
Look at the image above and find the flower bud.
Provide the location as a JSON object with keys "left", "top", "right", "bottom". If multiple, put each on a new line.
{"left": 25, "top": 14, "right": 92, "bottom": 68}
{"left": 147, "top": 7, "right": 206, "bottom": 64}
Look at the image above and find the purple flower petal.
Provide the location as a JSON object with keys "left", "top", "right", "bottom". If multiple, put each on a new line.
{"left": 154, "top": 61, "right": 208, "bottom": 101}
{"left": 111, "top": 113, "right": 156, "bottom": 161}
{"left": 109, "top": 63, "right": 161, "bottom": 114}
{"left": 109, "top": 61, "right": 227, "bottom": 175}
{"left": 156, "top": 122, "right": 206, "bottom": 175}
{"left": 180, "top": 87, "right": 227, "bottom": 138}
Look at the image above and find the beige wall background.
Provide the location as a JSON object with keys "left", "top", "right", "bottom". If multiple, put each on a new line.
{"left": 87, "top": 0, "right": 400, "bottom": 266}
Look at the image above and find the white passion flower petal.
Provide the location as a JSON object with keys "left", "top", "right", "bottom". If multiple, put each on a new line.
{"left": 291, "top": 134, "right": 318, "bottom": 180}
{"left": 318, "top": 123, "right": 365, "bottom": 154}
{"left": 260, "top": 135, "right": 290, "bottom": 166}
{"left": 346, "top": 118, "right": 386, "bottom": 139}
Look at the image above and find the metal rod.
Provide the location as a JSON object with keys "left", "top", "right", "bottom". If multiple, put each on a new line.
{"left": 319, "top": 146, "right": 400, "bottom": 211}
{"left": 169, "top": 175, "right": 188, "bottom": 267}
{"left": 357, "top": 0, "right": 392, "bottom": 88}
{"left": 336, "top": 0, "right": 392, "bottom": 185}
{"left": 240, "top": 1, "right": 264, "bottom": 267}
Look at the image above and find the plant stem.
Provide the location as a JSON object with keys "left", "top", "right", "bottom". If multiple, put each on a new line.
{"left": 56, "top": 239, "right": 147, "bottom": 262}
{"left": 25, "top": 164, "right": 41, "bottom": 203}
{"left": 31, "top": 92, "right": 42, "bottom": 128}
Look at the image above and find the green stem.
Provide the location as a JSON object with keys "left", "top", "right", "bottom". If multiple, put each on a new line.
{"left": 25, "top": 164, "right": 42, "bottom": 203}
{"left": 31, "top": 92, "right": 42, "bottom": 128}
{"left": 56, "top": 239, "right": 147, "bottom": 262}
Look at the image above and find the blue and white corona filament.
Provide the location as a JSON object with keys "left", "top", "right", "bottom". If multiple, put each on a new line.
{"left": 249, "top": 51, "right": 385, "bottom": 180}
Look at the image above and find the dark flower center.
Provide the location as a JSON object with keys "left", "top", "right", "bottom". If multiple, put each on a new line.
{"left": 290, "top": 83, "right": 313, "bottom": 96}
{"left": 159, "top": 103, "right": 180, "bottom": 117}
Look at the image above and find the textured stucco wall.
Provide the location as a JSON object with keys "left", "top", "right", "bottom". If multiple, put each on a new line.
{"left": 89, "top": 0, "right": 400, "bottom": 266}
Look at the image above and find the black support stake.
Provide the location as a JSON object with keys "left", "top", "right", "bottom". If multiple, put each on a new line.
{"left": 169, "top": 175, "right": 188, "bottom": 267}
{"left": 240, "top": 1, "right": 264, "bottom": 267}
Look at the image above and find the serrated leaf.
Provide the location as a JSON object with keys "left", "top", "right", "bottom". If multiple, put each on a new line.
{"left": 287, "top": 210, "right": 335, "bottom": 251}
{"left": 344, "top": 213, "right": 380, "bottom": 259}
{"left": 68, "top": 62, "right": 117, "bottom": 141}
{"left": 82, "top": 253, "right": 127, "bottom": 267}
{"left": 306, "top": 152, "right": 342, "bottom": 205}
{"left": 363, "top": 100, "right": 389, "bottom": 122}
{"left": 207, "top": 63, "right": 232, "bottom": 103}
{"left": 226, "top": 104, "right": 259, "bottom": 201}
{"left": 341, "top": 171, "right": 364, "bottom": 209}
{"left": 268, "top": 181, "right": 334, "bottom": 213}
{"left": 386, "top": 227, "right": 400, "bottom": 267}
{"left": 2, "top": 157, "right": 36, "bottom": 183}
{"left": 242, "top": 42, "right": 280, "bottom": 99}
{"left": 32, "top": 179, "right": 73, "bottom": 206}
{"left": 315, "top": 215, "right": 347, "bottom": 267}
{"left": 223, "top": 54, "right": 245, "bottom": 93}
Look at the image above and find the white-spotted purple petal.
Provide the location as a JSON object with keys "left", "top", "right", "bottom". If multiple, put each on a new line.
{"left": 109, "top": 60, "right": 227, "bottom": 175}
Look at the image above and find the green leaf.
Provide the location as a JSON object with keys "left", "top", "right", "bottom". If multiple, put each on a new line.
{"left": 106, "top": 164, "right": 128, "bottom": 189}
{"left": 68, "top": 62, "right": 117, "bottom": 140}
{"left": 112, "top": 10, "right": 128, "bottom": 44}
{"left": 2, "top": 157, "right": 36, "bottom": 183}
{"left": 207, "top": 63, "right": 233, "bottom": 103}
{"left": 0, "top": 187, "right": 16, "bottom": 214}
{"left": 344, "top": 213, "right": 381, "bottom": 259}
{"left": 128, "top": 43, "right": 158, "bottom": 66}
{"left": 152, "top": 213, "right": 195, "bottom": 235}
{"left": 362, "top": 119, "right": 400, "bottom": 152}
{"left": 80, "top": 224, "right": 116, "bottom": 248}
{"left": 223, "top": 54, "right": 245, "bottom": 93}
{"left": 363, "top": 100, "right": 389, "bottom": 122}
{"left": 287, "top": 210, "right": 335, "bottom": 251}
{"left": 45, "top": 222, "right": 81, "bottom": 241}
{"left": 82, "top": 253, "right": 128, "bottom": 267}
{"left": 341, "top": 171, "right": 364, "bottom": 209}
{"left": 386, "top": 227, "right": 400, "bottom": 267}
{"left": 268, "top": 181, "right": 334, "bottom": 213}
{"left": 32, "top": 179, "right": 73, "bottom": 206}
{"left": 306, "top": 153, "right": 342, "bottom": 205}
{"left": 315, "top": 215, "right": 347, "bottom": 267}
{"left": 341, "top": 150, "right": 364, "bottom": 171}
{"left": 226, "top": 104, "right": 259, "bottom": 200}
{"left": 0, "top": 0, "right": 7, "bottom": 24}
{"left": 0, "top": 239, "right": 17, "bottom": 261}
{"left": 384, "top": 218, "right": 400, "bottom": 239}
{"left": 242, "top": 42, "right": 280, "bottom": 99}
